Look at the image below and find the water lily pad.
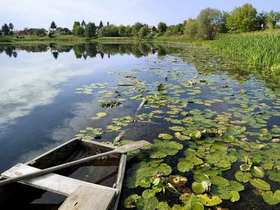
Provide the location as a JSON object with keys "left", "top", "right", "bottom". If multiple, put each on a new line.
{"left": 192, "top": 181, "right": 211, "bottom": 194}
{"left": 127, "top": 160, "right": 172, "bottom": 188}
{"left": 177, "top": 149, "right": 203, "bottom": 172}
{"left": 268, "top": 171, "right": 280, "bottom": 183}
{"left": 252, "top": 166, "right": 265, "bottom": 178}
{"left": 169, "top": 126, "right": 185, "bottom": 132}
{"left": 235, "top": 171, "right": 252, "bottom": 183}
{"left": 158, "top": 133, "right": 173, "bottom": 140}
{"left": 150, "top": 140, "right": 183, "bottom": 159}
{"left": 250, "top": 178, "right": 271, "bottom": 191}
{"left": 197, "top": 194, "right": 222, "bottom": 206}
{"left": 230, "top": 191, "right": 240, "bottom": 202}
{"left": 211, "top": 176, "right": 230, "bottom": 187}
{"left": 124, "top": 194, "right": 141, "bottom": 208}
{"left": 75, "top": 127, "right": 103, "bottom": 140}
{"left": 94, "top": 112, "right": 107, "bottom": 119}
{"left": 175, "top": 132, "right": 190, "bottom": 141}
{"left": 262, "top": 190, "right": 280, "bottom": 205}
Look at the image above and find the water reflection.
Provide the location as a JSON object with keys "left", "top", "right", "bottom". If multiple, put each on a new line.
{"left": 0, "top": 42, "right": 168, "bottom": 59}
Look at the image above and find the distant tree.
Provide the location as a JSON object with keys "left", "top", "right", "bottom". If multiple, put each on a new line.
{"left": 151, "top": 26, "right": 158, "bottom": 33}
{"left": 8, "top": 23, "right": 14, "bottom": 31}
{"left": 184, "top": 19, "right": 199, "bottom": 39}
{"left": 265, "top": 11, "right": 280, "bottom": 29}
{"left": 81, "top": 20, "right": 86, "bottom": 28}
{"left": 166, "top": 24, "right": 184, "bottom": 35}
{"left": 85, "top": 22, "right": 96, "bottom": 37}
{"left": 1, "top": 24, "right": 10, "bottom": 35}
{"left": 256, "top": 12, "right": 267, "bottom": 30}
{"left": 138, "top": 25, "right": 150, "bottom": 38}
{"left": 118, "top": 25, "right": 128, "bottom": 37}
{"left": 218, "top": 12, "right": 229, "bottom": 33}
{"left": 196, "top": 8, "right": 223, "bottom": 40}
{"left": 132, "top": 22, "right": 144, "bottom": 35}
{"left": 72, "top": 21, "right": 84, "bottom": 36}
{"left": 158, "top": 22, "right": 167, "bottom": 33}
{"left": 50, "top": 21, "right": 57, "bottom": 31}
{"left": 99, "top": 21, "right": 104, "bottom": 29}
{"left": 98, "top": 25, "right": 119, "bottom": 37}
{"left": 226, "top": 4, "right": 257, "bottom": 32}
{"left": 107, "top": 21, "right": 110, "bottom": 27}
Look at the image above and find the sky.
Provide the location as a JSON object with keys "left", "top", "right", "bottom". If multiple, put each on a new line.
{"left": 0, "top": 0, "right": 279, "bottom": 30}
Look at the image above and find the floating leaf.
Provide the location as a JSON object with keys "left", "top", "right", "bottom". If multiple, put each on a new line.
{"left": 150, "top": 140, "right": 183, "bottom": 159}
{"left": 268, "top": 171, "right": 280, "bottom": 183}
{"left": 124, "top": 194, "right": 141, "bottom": 208}
{"left": 197, "top": 194, "right": 222, "bottom": 206}
{"left": 252, "top": 166, "right": 265, "bottom": 178}
{"left": 127, "top": 160, "right": 172, "bottom": 188}
{"left": 93, "top": 112, "right": 107, "bottom": 119}
{"left": 262, "top": 190, "right": 280, "bottom": 205}
{"left": 230, "top": 191, "right": 240, "bottom": 202}
{"left": 158, "top": 133, "right": 173, "bottom": 140}
{"left": 211, "top": 176, "right": 230, "bottom": 187}
{"left": 235, "top": 171, "right": 252, "bottom": 183}
{"left": 192, "top": 181, "right": 211, "bottom": 194}
{"left": 175, "top": 132, "right": 190, "bottom": 141}
{"left": 250, "top": 178, "right": 271, "bottom": 191}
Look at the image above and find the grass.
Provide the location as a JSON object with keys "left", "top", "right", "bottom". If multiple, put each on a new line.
{"left": 207, "top": 30, "right": 280, "bottom": 76}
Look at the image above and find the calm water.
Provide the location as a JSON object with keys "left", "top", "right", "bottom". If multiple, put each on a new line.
{"left": 0, "top": 43, "right": 280, "bottom": 210}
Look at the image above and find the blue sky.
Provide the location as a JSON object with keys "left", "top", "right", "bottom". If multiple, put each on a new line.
{"left": 0, "top": 0, "right": 279, "bottom": 30}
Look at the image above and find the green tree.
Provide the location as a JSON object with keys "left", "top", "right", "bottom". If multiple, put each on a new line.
{"left": 138, "top": 25, "right": 150, "bottom": 38}
{"left": 85, "top": 22, "right": 96, "bottom": 37}
{"left": 1, "top": 24, "right": 10, "bottom": 35}
{"left": 99, "top": 21, "right": 104, "bottom": 29}
{"left": 184, "top": 19, "right": 198, "bottom": 39}
{"left": 132, "top": 22, "right": 144, "bottom": 35}
{"left": 265, "top": 11, "right": 280, "bottom": 29}
{"left": 158, "top": 22, "right": 167, "bottom": 33}
{"left": 72, "top": 21, "right": 84, "bottom": 36}
{"left": 81, "top": 20, "right": 86, "bottom": 28}
{"left": 226, "top": 4, "right": 257, "bottom": 32}
{"left": 50, "top": 21, "right": 57, "bottom": 31}
{"left": 196, "top": 8, "right": 223, "bottom": 40}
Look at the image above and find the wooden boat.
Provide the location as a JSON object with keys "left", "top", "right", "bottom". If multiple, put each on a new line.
{"left": 0, "top": 138, "right": 127, "bottom": 210}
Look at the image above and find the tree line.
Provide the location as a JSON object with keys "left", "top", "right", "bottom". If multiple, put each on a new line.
{"left": 1, "top": 3, "right": 279, "bottom": 40}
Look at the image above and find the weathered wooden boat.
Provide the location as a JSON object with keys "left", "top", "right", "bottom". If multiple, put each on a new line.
{"left": 0, "top": 138, "right": 134, "bottom": 210}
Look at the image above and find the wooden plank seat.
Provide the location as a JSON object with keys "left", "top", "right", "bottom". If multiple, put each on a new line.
{"left": 1, "top": 163, "right": 117, "bottom": 196}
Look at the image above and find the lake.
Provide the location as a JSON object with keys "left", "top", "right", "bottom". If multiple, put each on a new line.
{"left": 0, "top": 43, "right": 280, "bottom": 210}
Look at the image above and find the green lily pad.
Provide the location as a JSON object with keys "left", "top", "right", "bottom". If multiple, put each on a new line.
{"left": 127, "top": 160, "right": 172, "bottom": 188}
{"left": 262, "top": 190, "right": 280, "bottom": 205}
{"left": 192, "top": 181, "right": 211, "bottom": 194}
{"left": 94, "top": 112, "right": 107, "bottom": 119}
{"left": 124, "top": 194, "right": 141, "bottom": 208}
{"left": 197, "top": 194, "right": 222, "bottom": 206}
{"left": 230, "top": 191, "right": 240, "bottom": 202}
{"left": 268, "top": 171, "right": 280, "bottom": 183}
{"left": 169, "top": 126, "right": 185, "bottom": 132}
{"left": 137, "top": 196, "right": 159, "bottom": 210}
{"left": 177, "top": 149, "right": 203, "bottom": 172}
{"left": 175, "top": 132, "right": 190, "bottom": 141}
{"left": 252, "top": 166, "right": 265, "bottom": 178}
{"left": 75, "top": 127, "right": 103, "bottom": 140}
{"left": 235, "top": 171, "right": 252, "bottom": 183}
{"left": 157, "top": 202, "right": 170, "bottom": 210}
{"left": 150, "top": 140, "right": 183, "bottom": 159}
{"left": 250, "top": 178, "right": 271, "bottom": 191}
{"left": 211, "top": 176, "right": 230, "bottom": 187}
{"left": 158, "top": 133, "right": 173, "bottom": 140}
